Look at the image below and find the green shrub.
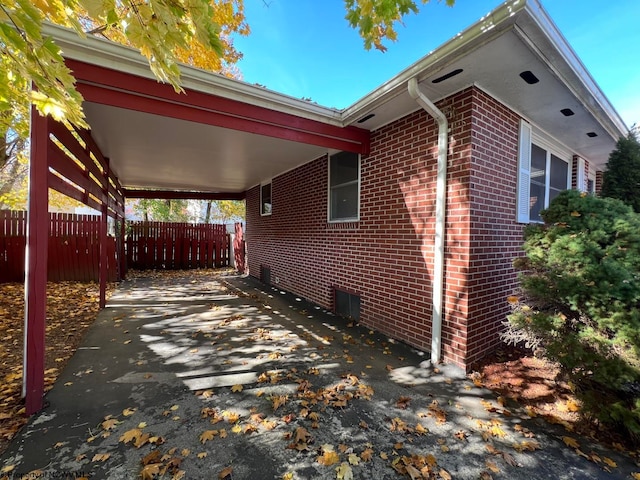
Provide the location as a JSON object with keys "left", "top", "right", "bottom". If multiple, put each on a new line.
{"left": 506, "top": 190, "right": 640, "bottom": 441}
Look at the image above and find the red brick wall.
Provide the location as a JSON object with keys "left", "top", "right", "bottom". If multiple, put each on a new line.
{"left": 246, "top": 86, "right": 526, "bottom": 368}
{"left": 465, "top": 88, "right": 524, "bottom": 365}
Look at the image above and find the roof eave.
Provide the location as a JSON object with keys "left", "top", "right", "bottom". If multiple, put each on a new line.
{"left": 340, "top": 0, "right": 527, "bottom": 126}
{"left": 42, "top": 22, "right": 344, "bottom": 126}
{"left": 341, "top": 0, "right": 627, "bottom": 143}
{"left": 515, "top": 0, "right": 628, "bottom": 139}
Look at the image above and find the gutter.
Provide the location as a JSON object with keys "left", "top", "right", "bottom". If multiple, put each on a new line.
{"left": 407, "top": 77, "right": 447, "bottom": 364}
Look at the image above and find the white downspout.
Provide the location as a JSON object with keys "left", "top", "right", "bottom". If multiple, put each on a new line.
{"left": 407, "top": 77, "right": 448, "bottom": 364}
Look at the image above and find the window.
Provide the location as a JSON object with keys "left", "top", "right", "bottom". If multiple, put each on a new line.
{"left": 260, "top": 182, "right": 272, "bottom": 216}
{"left": 517, "top": 120, "right": 571, "bottom": 223}
{"left": 329, "top": 151, "right": 360, "bottom": 222}
{"left": 334, "top": 288, "right": 361, "bottom": 321}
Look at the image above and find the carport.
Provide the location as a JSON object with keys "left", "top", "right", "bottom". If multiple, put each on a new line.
{"left": 23, "top": 23, "right": 370, "bottom": 415}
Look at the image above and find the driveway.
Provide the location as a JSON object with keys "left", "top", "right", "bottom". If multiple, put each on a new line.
{"left": 1, "top": 271, "right": 637, "bottom": 479}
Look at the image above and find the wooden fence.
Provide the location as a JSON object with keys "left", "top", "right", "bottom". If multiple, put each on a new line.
{"left": 126, "top": 221, "right": 230, "bottom": 270}
{"left": 0, "top": 211, "right": 118, "bottom": 283}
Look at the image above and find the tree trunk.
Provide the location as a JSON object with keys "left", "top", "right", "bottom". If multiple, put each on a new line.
{"left": 205, "top": 200, "right": 212, "bottom": 223}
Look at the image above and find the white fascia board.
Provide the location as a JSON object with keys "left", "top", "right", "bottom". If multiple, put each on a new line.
{"left": 42, "top": 23, "right": 343, "bottom": 126}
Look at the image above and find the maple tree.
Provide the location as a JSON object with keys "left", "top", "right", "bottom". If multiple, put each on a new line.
{"left": 345, "top": 0, "right": 456, "bottom": 51}
{"left": 1, "top": 0, "right": 249, "bottom": 210}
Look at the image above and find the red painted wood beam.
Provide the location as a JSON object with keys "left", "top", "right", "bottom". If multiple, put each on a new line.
{"left": 49, "top": 121, "right": 107, "bottom": 189}
{"left": 67, "top": 60, "right": 370, "bottom": 154}
{"left": 79, "top": 83, "right": 367, "bottom": 154}
{"left": 24, "top": 110, "right": 49, "bottom": 415}
{"left": 123, "top": 189, "right": 246, "bottom": 201}
{"left": 99, "top": 158, "right": 109, "bottom": 308}
{"left": 66, "top": 60, "right": 370, "bottom": 154}
{"left": 48, "top": 143, "right": 107, "bottom": 204}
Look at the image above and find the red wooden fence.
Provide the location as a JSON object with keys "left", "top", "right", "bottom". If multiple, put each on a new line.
{"left": 0, "top": 210, "right": 118, "bottom": 283}
{"left": 126, "top": 221, "right": 230, "bottom": 270}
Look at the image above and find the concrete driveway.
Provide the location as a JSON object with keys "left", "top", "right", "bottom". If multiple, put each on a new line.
{"left": 1, "top": 270, "right": 637, "bottom": 479}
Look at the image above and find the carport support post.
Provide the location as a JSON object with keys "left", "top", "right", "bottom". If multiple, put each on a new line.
{"left": 23, "top": 108, "right": 49, "bottom": 415}
{"left": 120, "top": 214, "right": 126, "bottom": 279}
{"left": 99, "top": 158, "right": 109, "bottom": 308}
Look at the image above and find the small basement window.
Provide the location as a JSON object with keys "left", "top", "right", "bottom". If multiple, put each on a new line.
{"left": 334, "top": 288, "right": 360, "bottom": 321}
{"left": 260, "top": 265, "right": 271, "bottom": 286}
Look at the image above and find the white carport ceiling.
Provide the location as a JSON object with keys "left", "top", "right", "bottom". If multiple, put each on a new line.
{"left": 83, "top": 103, "right": 330, "bottom": 193}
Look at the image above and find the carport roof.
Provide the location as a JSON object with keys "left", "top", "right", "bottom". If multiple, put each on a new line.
{"left": 45, "top": 0, "right": 627, "bottom": 196}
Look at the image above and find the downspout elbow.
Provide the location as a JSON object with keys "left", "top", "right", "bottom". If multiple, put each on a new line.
{"left": 407, "top": 77, "right": 448, "bottom": 365}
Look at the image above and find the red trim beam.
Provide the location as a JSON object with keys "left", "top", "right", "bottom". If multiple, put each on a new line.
{"left": 123, "top": 189, "right": 245, "bottom": 200}
{"left": 66, "top": 60, "right": 370, "bottom": 155}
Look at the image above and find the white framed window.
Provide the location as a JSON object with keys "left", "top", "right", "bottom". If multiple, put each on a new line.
{"left": 587, "top": 169, "right": 596, "bottom": 194}
{"left": 260, "top": 182, "right": 272, "bottom": 216}
{"left": 328, "top": 151, "right": 360, "bottom": 222}
{"left": 517, "top": 121, "right": 571, "bottom": 223}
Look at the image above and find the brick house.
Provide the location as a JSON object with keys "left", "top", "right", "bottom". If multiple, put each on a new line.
{"left": 242, "top": 1, "right": 627, "bottom": 369}
{"left": 27, "top": 0, "right": 627, "bottom": 413}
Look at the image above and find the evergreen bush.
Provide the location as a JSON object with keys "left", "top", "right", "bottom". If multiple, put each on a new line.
{"left": 506, "top": 190, "right": 640, "bottom": 441}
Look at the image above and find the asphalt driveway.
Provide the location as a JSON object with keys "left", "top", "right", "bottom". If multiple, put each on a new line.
{"left": 1, "top": 270, "right": 637, "bottom": 479}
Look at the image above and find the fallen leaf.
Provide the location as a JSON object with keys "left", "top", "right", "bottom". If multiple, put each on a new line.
{"left": 122, "top": 407, "right": 136, "bottom": 416}
{"left": 316, "top": 446, "right": 340, "bottom": 467}
{"left": 272, "top": 395, "right": 288, "bottom": 411}
{"left": 361, "top": 448, "right": 374, "bottom": 462}
{"left": 405, "top": 465, "right": 422, "bottom": 480}
{"left": 1, "top": 465, "right": 15, "bottom": 474}
{"left": 141, "top": 463, "right": 161, "bottom": 480}
{"left": 119, "top": 428, "right": 142, "bottom": 444}
{"left": 439, "top": 468, "right": 452, "bottom": 480}
{"left": 200, "top": 430, "right": 218, "bottom": 444}
{"left": 486, "top": 460, "right": 500, "bottom": 473}
{"left": 603, "top": 457, "right": 617, "bottom": 468}
{"left": 347, "top": 453, "right": 360, "bottom": 465}
{"left": 101, "top": 418, "right": 119, "bottom": 431}
{"left": 197, "top": 452, "right": 207, "bottom": 459}
{"left": 295, "top": 427, "right": 311, "bottom": 444}
{"left": 170, "top": 404, "right": 180, "bottom": 411}
{"left": 501, "top": 452, "right": 518, "bottom": 467}
{"left": 92, "top": 453, "right": 110, "bottom": 462}
{"left": 336, "top": 462, "right": 353, "bottom": 480}
{"left": 562, "top": 436, "right": 580, "bottom": 449}
{"left": 231, "top": 384, "right": 243, "bottom": 393}
{"left": 218, "top": 466, "right": 233, "bottom": 479}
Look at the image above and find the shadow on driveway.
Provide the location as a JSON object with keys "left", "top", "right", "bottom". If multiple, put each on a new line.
{"left": 1, "top": 270, "right": 637, "bottom": 479}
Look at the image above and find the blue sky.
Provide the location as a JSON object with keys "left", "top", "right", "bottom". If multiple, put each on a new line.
{"left": 233, "top": 0, "right": 639, "bottom": 129}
